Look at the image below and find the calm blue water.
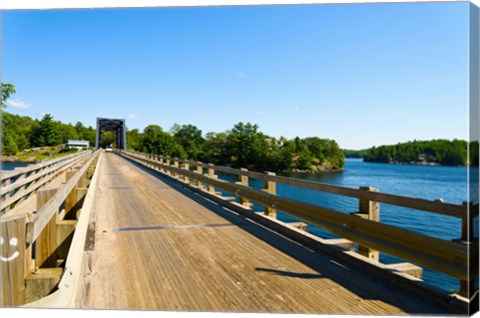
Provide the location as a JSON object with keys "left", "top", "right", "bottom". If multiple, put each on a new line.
{"left": 1, "top": 162, "right": 30, "bottom": 170}
{"left": 215, "top": 158, "right": 478, "bottom": 292}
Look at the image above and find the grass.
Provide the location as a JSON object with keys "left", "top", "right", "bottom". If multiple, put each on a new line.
{"left": 3, "top": 145, "right": 88, "bottom": 162}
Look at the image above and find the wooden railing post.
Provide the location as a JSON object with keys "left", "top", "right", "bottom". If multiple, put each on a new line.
{"left": 207, "top": 164, "right": 215, "bottom": 193}
{"left": 262, "top": 172, "right": 276, "bottom": 218}
{"left": 459, "top": 201, "right": 476, "bottom": 298}
{"left": 354, "top": 186, "right": 380, "bottom": 262}
{"left": 173, "top": 158, "right": 179, "bottom": 178}
{"left": 235, "top": 168, "right": 250, "bottom": 208}
{"left": 196, "top": 164, "right": 203, "bottom": 189}
{"left": 158, "top": 156, "right": 164, "bottom": 172}
{"left": 165, "top": 158, "right": 171, "bottom": 175}
{"left": 35, "top": 188, "right": 59, "bottom": 268}
{"left": 183, "top": 162, "right": 190, "bottom": 183}
{"left": 0, "top": 216, "right": 28, "bottom": 306}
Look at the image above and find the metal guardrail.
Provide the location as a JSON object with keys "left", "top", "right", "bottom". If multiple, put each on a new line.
{"left": 121, "top": 150, "right": 478, "bottom": 298}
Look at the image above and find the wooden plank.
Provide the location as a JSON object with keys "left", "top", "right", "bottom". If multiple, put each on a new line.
{"left": 35, "top": 188, "right": 59, "bottom": 268}
{"left": 121, "top": 152, "right": 470, "bottom": 280}
{"left": 31, "top": 151, "right": 99, "bottom": 243}
{"left": 1, "top": 157, "right": 86, "bottom": 213}
{"left": 56, "top": 220, "right": 77, "bottom": 260}
{"left": 0, "top": 215, "right": 27, "bottom": 306}
{"left": 384, "top": 263, "right": 423, "bottom": 278}
{"left": 1, "top": 151, "right": 88, "bottom": 182}
{"left": 65, "top": 170, "right": 79, "bottom": 216}
{"left": 86, "top": 153, "right": 448, "bottom": 314}
{"left": 25, "top": 268, "right": 63, "bottom": 304}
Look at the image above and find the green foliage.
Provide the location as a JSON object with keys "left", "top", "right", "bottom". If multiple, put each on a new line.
{"left": 126, "top": 128, "right": 142, "bottom": 151}
{"left": 1, "top": 83, "right": 16, "bottom": 109}
{"left": 171, "top": 123, "right": 204, "bottom": 160}
{"left": 131, "top": 121, "right": 344, "bottom": 173}
{"left": 364, "top": 139, "right": 473, "bottom": 166}
{"left": 343, "top": 149, "right": 368, "bottom": 158}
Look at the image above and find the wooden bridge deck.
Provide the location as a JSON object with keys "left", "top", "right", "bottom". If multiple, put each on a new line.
{"left": 80, "top": 152, "right": 445, "bottom": 314}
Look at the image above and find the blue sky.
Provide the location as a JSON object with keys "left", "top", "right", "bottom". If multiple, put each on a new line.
{"left": 1, "top": 2, "right": 470, "bottom": 149}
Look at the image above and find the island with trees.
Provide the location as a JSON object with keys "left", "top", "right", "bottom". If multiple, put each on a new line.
{"left": 344, "top": 140, "right": 479, "bottom": 167}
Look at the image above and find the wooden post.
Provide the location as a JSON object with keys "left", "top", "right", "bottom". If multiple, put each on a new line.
{"left": 354, "top": 186, "right": 380, "bottom": 262}
{"left": 262, "top": 172, "right": 276, "bottom": 218}
{"left": 165, "top": 158, "right": 171, "bottom": 175}
{"left": 173, "top": 158, "right": 179, "bottom": 178}
{"left": 459, "top": 201, "right": 476, "bottom": 298}
{"left": 236, "top": 168, "right": 250, "bottom": 208}
{"left": 158, "top": 156, "right": 164, "bottom": 172}
{"left": 183, "top": 163, "right": 190, "bottom": 183}
{"left": 196, "top": 164, "right": 203, "bottom": 189}
{"left": 64, "top": 170, "right": 80, "bottom": 220}
{"left": 0, "top": 216, "right": 27, "bottom": 306}
{"left": 207, "top": 164, "right": 215, "bottom": 193}
{"left": 35, "top": 188, "right": 59, "bottom": 268}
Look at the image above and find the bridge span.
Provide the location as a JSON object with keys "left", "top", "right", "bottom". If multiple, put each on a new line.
{"left": 80, "top": 152, "right": 442, "bottom": 313}
{"left": 1, "top": 150, "right": 477, "bottom": 314}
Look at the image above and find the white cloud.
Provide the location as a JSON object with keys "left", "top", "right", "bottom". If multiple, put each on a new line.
{"left": 236, "top": 71, "right": 248, "bottom": 79}
{"left": 128, "top": 113, "right": 139, "bottom": 119}
{"left": 256, "top": 111, "right": 262, "bottom": 115}
{"left": 7, "top": 99, "right": 31, "bottom": 109}
{"left": 294, "top": 106, "right": 300, "bottom": 111}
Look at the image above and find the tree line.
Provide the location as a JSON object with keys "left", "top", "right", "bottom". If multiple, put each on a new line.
{"left": 2, "top": 112, "right": 97, "bottom": 155}
{"left": 360, "top": 139, "right": 478, "bottom": 166}
{"left": 127, "top": 122, "right": 345, "bottom": 173}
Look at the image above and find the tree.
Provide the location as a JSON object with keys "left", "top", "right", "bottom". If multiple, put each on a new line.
{"left": 171, "top": 124, "right": 204, "bottom": 160}
{"left": 1, "top": 83, "right": 16, "bottom": 109}
{"left": 141, "top": 125, "right": 180, "bottom": 157}
{"left": 32, "top": 114, "right": 62, "bottom": 147}
{"left": 60, "top": 123, "right": 79, "bottom": 144}
{"left": 126, "top": 128, "right": 142, "bottom": 151}
{"left": 226, "top": 122, "right": 262, "bottom": 168}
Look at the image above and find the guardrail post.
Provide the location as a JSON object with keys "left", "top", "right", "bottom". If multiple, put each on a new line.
{"left": 158, "top": 156, "right": 164, "bottom": 172}
{"left": 354, "top": 186, "right": 380, "bottom": 262}
{"left": 183, "top": 162, "right": 190, "bottom": 183}
{"left": 207, "top": 164, "right": 216, "bottom": 193}
{"left": 459, "top": 201, "right": 476, "bottom": 298}
{"left": 165, "top": 158, "right": 171, "bottom": 175}
{"left": 173, "top": 158, "right": 179, "bottom": 178}
{"left": 196, "top": 164, "right": 203, "bottom": 189}
{"left": 236, "top": 168, "right": 250, "bottom": 208}
{"left": 64, "top": 170, "right": 79, "bottom": 219}
{"left": 35, "top": 188, "right": 59, "bottom": 268}
{"left": 263, "top": 172, "right": 276, "bottom": 218}
{"left": 0, "top": 216, "right": 28, "bottom": 306}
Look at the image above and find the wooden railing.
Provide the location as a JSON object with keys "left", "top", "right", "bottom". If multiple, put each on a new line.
{"left": 1, "top": 151, "right": 92, "bottom": 215}
{"left": 0, "top": 150, "right": 100, "bottom": 306}
{"left": 120, "top": 150, "right": 478, "bottom": 299}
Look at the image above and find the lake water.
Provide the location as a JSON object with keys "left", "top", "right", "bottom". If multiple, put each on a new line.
{"left": 216, "top": 158, "right": 478, "bottom": 292}
{"left": 1, "top": 158, "right": 476, "bottom": 291}
{"left": 1, "top": 162, "right": 30, "bottom": 171}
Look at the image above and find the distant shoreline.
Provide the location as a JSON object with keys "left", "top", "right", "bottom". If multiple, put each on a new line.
{"left": 345, "top": 157, "right": 465, "bottom": 167}
{"left": 1, "top": 157, "right": 37, "bottom": 164}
